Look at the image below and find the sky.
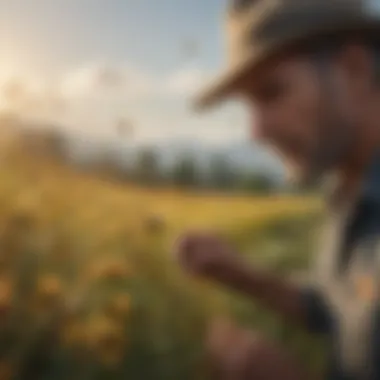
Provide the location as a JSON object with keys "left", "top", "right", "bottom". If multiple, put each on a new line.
{"left": 0, "top": 0, "right": 250, "bottom": 147}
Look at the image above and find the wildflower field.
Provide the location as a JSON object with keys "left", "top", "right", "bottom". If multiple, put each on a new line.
{"left": 0, "top": 145, "right": 326, "bottom": 379}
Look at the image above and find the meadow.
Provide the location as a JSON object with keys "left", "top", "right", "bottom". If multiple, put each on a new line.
{"left": 0, "top": 142, "right": 326, "bottom": 379}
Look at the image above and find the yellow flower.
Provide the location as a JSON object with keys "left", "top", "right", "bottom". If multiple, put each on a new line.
{"left": 105, "top": 294, "right": 131, "bottom": 321}
{"left": 87, "top": 259, "right": 131, "bottom": 281}
{"left": 36, "top": 274, "right": 63, "bottom": 307}
{"left": 60, "top": 317, "right": 87, "bottom": 349}
{"left": 85, "top": 315, "right": 126, "bottom": 367}
{"left": 0, "top": 277, "right": 13, "bottom": 316}
{"left": 143, "top": 213, "right": 166, "bottom": 234}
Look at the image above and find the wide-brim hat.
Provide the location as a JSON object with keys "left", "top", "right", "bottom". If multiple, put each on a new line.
{"left": 194, "top": 0, "right": 380, "bottom": 111}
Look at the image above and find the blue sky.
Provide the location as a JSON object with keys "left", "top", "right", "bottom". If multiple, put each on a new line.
{"left": 0, "top": 0, "right": 249, "bottom": 146}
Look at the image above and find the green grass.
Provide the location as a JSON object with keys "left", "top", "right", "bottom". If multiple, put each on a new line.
{"left": 0, "top": 147, "right": 327, "bottom": 379}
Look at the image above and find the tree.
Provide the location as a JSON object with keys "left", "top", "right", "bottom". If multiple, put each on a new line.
{"left": 172, "top": 154, "right": 199, "bottom": 188}
{"left": 239, "top": 172, "right": 276, "bottom": 194}
{"left": 209, "top": 154, "right": 236, "bottom": 190}
{"left": 134, "top": 147, "right": 161, "bottom": 185}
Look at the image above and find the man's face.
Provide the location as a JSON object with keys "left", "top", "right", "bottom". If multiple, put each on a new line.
{"left": 239, "top": 49, "right": 363, "bottom": 185}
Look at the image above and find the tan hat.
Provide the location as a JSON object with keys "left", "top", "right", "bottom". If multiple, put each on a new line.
{"left": 194, "top": 0, "right": 380, "bottom": 111}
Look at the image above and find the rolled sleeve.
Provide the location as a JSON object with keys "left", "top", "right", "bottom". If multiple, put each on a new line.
{"left": 301, "top": 286, "right": 334, "bottom": 335}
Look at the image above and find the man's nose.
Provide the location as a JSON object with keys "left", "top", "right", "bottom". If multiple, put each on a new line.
{"left": 251, "top": 108, "right": 285, "bottom": 144}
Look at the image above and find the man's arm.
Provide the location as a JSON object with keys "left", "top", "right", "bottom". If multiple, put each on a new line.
{"left": 176, "top": 232, "right": 333, "bottom": 334}
{"left": 206, "top": 317, "right": 323, "bottom": 380}
{"left": 212, "top": 261, "right": 306, "bottom": 324}
{"left": 210, "top": 260, "right": 332, "bottom": 333}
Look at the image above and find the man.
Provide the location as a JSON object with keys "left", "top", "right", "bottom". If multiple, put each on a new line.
{"left": 175, "top": 0, "right": 380, "bottom": 379}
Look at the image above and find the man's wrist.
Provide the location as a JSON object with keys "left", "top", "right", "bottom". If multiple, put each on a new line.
{"left": 210, "top": 258, "right": 249, "bottom": 288}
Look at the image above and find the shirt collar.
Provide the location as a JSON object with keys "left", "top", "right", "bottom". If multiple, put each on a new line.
{"left": 322, "top": 150, "right": 380, "bottom": 210}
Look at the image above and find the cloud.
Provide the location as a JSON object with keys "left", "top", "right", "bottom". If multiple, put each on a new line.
{"left": 61, "top": 63, "right": 156, "bottom": 99}
{"left": 0, "top": 62, "right": 239, "bottom": 147}
{"left": 0, "top": 75, "right": 67, "bottom": 118}
{"left": 165, "top": 67, "right": 210, "bottom": 97}
{"left": 0, "top": 62, "right": 159, "bottom": 126}
{"left": 0, "top": 63, "right": 211, "bottom": 121}
{"left": 1, "top": 77, "right": 27, "bottom": 105}
{"left": 61, "top": 64, "right": 213, "bottom": 101}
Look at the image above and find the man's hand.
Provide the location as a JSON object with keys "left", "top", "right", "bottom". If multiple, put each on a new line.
{"left": 206, "top": 318, "right": 314, "bottom": 380}
{"left": 174, "top": 231, "right": 238, "bottom": 279}
{"left": 174, "top": 231, "right": 309, "bottom": 328}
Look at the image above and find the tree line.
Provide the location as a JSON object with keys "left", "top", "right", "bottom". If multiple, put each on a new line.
{"left": 7, "top": 124, "right": 287, "bottom": 194}
{"left": 93, "top": 147, "right": 282, "bottom": 194}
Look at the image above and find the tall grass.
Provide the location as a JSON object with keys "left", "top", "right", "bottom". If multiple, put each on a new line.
{"left": 0, "top": 147, "right": 326, "bottom": 379}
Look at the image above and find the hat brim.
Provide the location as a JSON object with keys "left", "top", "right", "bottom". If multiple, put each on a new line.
{"left": 192, "top": 45, "right": 273, "bottom": 112}
{"left": 193, "top": 20, "right": 380, "bottom": 112}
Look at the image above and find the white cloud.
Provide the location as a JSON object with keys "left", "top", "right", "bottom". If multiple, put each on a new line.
{"left": 0, "top": 62, "right": 247, "bottom": 147}
{"left": 61, "top": 63, "right": 156, "bottom": 99}
{"left": 123, "top": 103, "right": 246, "bottom": 147}
{"left": 0, "top": 63, "right": 211, "bottom": 119}
{"left": 0, "top": 75, "right": 67, "bottom": 119}
{"left": 165, "top": 67, "right": 210, "bottom": 97}
{"left": 1, "top": 77, "right": 27, "bottom": 105}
